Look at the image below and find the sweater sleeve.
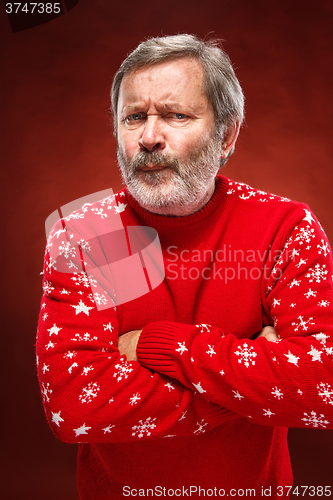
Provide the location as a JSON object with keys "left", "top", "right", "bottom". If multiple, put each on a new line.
{"left": 36, "top": 219, "right": 237, "bottom": 444}
{"left": 137, "top": 210, "right": 333, "bottom": 429}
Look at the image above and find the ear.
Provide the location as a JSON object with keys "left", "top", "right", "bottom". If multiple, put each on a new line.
{"left": 221, "top": 121, "right": 240, "bottom": 159}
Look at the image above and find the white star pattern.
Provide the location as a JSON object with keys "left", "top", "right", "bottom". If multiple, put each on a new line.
{"left": 307, "top": 346, "right": 323, "bottom": 362}
{"left": 71, "top": 300, "right": 94, "bottom": 316}
{"left": 283, "top": 351, "right": 300, "bottom": 366}
{"left": 74, "top": 423, "right": 91, "bottom": 437}
{"left": 303, "top": 209, "right": 315, "bottom": 225}
{"left": 193, "top": 382, "right": 206, "bottom": 394}
{"left": 51, "top": 411, "right": 64, "bottom": 427}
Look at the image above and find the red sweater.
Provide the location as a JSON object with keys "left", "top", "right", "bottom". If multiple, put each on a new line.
{"left": 37, "top": 176, "right": 333, "bottom": 499}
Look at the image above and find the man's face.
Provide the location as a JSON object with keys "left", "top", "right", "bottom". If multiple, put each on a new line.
{"left": 116, "top": 58, "right": 222, "bottom": 215}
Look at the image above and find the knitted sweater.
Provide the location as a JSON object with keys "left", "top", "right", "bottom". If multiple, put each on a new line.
{"left": 37, "top": 175, "right": 333, "bottom": 499}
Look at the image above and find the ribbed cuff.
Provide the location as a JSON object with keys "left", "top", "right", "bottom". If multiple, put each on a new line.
{"left": 137, "top": 321, "right": 184, "bottom": 376}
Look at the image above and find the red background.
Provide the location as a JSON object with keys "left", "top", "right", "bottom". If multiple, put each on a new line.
{"left": 1, "top": 0, "right": 333, "bottom": 498}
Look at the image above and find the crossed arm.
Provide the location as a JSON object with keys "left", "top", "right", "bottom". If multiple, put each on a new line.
{"left": 118, "top": 326, "right": 279, "bottom": 361}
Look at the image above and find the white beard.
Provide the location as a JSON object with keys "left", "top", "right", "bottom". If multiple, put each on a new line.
{"left": 117, "top": 133, "right": 223, "bottom": 213}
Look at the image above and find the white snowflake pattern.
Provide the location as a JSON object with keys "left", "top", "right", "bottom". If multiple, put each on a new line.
{"left": 43, "top": 280, "right": 55, "bottom": 295}
{"left": 132, "top": 417, "right": 156, "bottom": 438}
{"left": 291, "top": 315, "right": 315, "bottom": 332}
{"left": 41, "top": 382, "right": 52, "bottom": 402}
{"left": 103, "top": 424, "right": 115, "bottom": 434}
{"left": 91, "top": 207, "right": 107, "bottom": 219}
{"left": 71, "top": 272, "right": 96, "bottom": 288}
{"left": 304, "top": 289, "right": 317, "bottom": 298}
{"left": 301, "top": 411, "right": 329, "bottom": 428}
{"left": 58, "top": 240, "right": 77, "bottom": 259}
{"left": 42, "top": 363, "right": 49, "bottom": 374}
{"left": 175, "top": 342, "right": 188, "bottom": 355}
{"left": 64, "top": 351, "right": 77, "bottom": 360}
{"left": 129, "top": 393, "right": 141, "bottom": 405}
{"left": 77, "top": 239, "right": 91, "bottom": 253}
{"left": 317, "top": 239, "right": 330, "bottom": 257}
{"left": 82, "top": 365, "right": 94, "bottom": 376}
{"left": 72, "top": 332, "right": 98, "bottom": 342}
{"left": 271, "top": 387, "right": 284, "bottom": 400}
{"left": 79, "top": 382, "right": 100, "bottom": 404}
{"left": 93, "top": 292, "right": 109, "bottom": 306}
{"left": 288, "top": 279, "right": 301, "bottom": 288}
{"left": 317, "top": 383, "right": 333, "bottom": 405}
{"left": 263, "top": 409, "right": 275, "bottom": 417}
{"left": 318, "top": 300, "right": 330, "bottom": 308}
{"left": 103, "top": 323, "right": 114, "bottom": 332}
{"left": 165, "top": 381, "right": 175, "bottom": 391}
{"left": 294, "top": 225, "right": 315, "bottom": 245}
{"left": 196, "top": 324, "right": 211, "bottom": 333}
{"left": 234, "top": 342, "right": 257, "bottom": 368}
{"left": 232, "top": 390, "right": 244, "bottom": 400}
{"left": 68, "top": 362, "right": 78, "bottom": 373}
{"left": 193, "top": 419, "right": 208, "bottom": 435}
{"left": 206, "top": 345, "right": 216, "bottom": 357}
{"left": 45, "top": 341, "right": 56, "bottom": 350}
{"left": 306, "top": 263, "right": 328, "bottom": 283}
{"left": 113, "top": 359, "right": 134, "bottom": 382}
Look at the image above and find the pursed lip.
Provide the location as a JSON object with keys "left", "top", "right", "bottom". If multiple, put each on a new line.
{"left": 139, "top": 165, "right": 169, "bottom": 172}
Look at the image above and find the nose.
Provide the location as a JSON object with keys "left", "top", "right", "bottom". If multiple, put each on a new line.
{"left": 139, "top": 116, "right": 166, "bottom": 152}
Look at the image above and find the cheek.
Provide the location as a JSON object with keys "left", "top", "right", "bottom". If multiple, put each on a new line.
{"left": 118, "top": 132, "right": 137, "bottom": 159}
{"left": 171, "top": 130, "right": 208, "bottom": 157}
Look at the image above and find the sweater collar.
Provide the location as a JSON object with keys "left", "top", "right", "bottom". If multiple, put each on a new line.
{"left": 124, "top": 175, "right": 228, "bottom": 228}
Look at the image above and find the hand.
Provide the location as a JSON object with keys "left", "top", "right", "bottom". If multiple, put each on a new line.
{"left": 256, "top": 325, "right": 279, "bottom": 342}
{"left": 117, "top": 329, "right": 142, "bottom": 361}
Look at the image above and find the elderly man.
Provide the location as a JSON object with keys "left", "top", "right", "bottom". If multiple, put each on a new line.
{"left": 37, "top": 35, "right": 333, "bottom": 499}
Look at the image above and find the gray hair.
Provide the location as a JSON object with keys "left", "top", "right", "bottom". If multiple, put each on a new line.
{"left": 111, "top": 34, "right": 244, "bottom": 162}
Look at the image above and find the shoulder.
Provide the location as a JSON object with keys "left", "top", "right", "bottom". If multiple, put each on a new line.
{"left": 221, "top": 176, "right": 310, "bottom": 221}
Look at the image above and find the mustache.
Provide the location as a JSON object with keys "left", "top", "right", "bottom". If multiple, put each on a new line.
{"left": 130, "top": 151, "right": 180, "bottom": 173}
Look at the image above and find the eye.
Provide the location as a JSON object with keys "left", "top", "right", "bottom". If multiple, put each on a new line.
{"left": 172, "top": 113, "right": 187, "bottom": 120}
{"left": 124, "top": 113, "right": 145, "bottom": 125}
